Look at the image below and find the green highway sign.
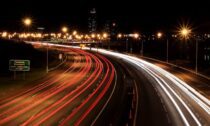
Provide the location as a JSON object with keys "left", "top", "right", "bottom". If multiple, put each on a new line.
{"left": 9, "top": 60, "right": 30, "bottom": 71}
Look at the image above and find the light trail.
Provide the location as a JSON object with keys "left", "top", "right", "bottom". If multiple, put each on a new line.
{"left": 0, "top": 44, "right": 116, "bottom": 126}
{"left": 59, "top": 53, "right": 115, "bottom": 126}
{"left": 0, "top": 53, "right": 83, "bottom": 115}
{"left": 95, "top": 48, "right": 209, "bottom": 125}
{"left": 21, "top": 50, "right": 103, "bottom": 125}
{"left": 0, "top": 55, "right": 78, "bottom": 110}
{"left": 20, "top": 42, "right": 209, "bottom": 125}
{"left": 0, "top": 49, "right": 91, "bottom": 125}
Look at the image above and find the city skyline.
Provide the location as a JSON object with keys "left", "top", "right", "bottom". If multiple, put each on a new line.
{"left": 0, "top": 0, "right": 210, "bottom": 32}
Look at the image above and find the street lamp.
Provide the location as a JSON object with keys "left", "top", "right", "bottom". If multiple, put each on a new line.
{"left": 179, "top": 27, "right": 191, "bottom": 39}
{"left": 91, "top": 33, "right": 96, "bottom": 39}
{"left": 157, "top": 32, "right": 169, "bottom": 63}
{"left": 46, "top": 42, "right": 49, "bottom": 73}
{"left": 22, "top": 18, "right": 32, "bottom": 41}
{"left": 61, "top": 27, "right": 68, "bottom": 43}
{"left": 62, "top": 27, "right": 68, "bottom": 33}
{"left": 157, "top": 32, "right": 162, "bottom": 39}
{"left": 23, "top": 18, "right": 32, "bottom": 27}
{"left": 102, "top": 33, "right": 108, "bottom": 49}
{"left": 117, "top": 33, "right": 122, "bottom": 38}
{"left": 131, "top": 33, "right": 140, "bottom": 53}
{"left": 179, "top": 27, "right": 198, "bottom": 73}
{"left": 72, "top": 30, "right": 77, "bottom": 36}
{"left": 195, "top": 37, "right": 199, "bottom": 74}
{"left": 133, "top": 33, "right": 139, "bottom": 39}
{"left": 103, "top": 33, "right": 108, "bottom": 38}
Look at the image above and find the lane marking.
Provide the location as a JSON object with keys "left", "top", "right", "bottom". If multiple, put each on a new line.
{"left": 91, "top": 68, "right": 118, "bottom": 126}
{"left": 139, "top": 63, "right": 201, "bottom": 126}
{"left": 133, "top": 80, "right": 139, "bottom": 126}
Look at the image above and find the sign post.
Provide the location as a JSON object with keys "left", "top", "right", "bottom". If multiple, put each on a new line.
{"left": 59, "top": 54, "right": 63, "bottom": 61}
{"left": 9, "top": 60, "right": 30, "bottom": 80}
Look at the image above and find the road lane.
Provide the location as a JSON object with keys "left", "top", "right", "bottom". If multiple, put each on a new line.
{"left": 0, "top": 47, "right": 116, "bottom": 126}
{"left": 98, "top": 49, "right": 210, "bottom": 126}
{"left": 13, "top": 42, "right": 209, "bottom": 126}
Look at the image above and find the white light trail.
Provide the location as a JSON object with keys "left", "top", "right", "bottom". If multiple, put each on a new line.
{"left": 27, "top": 42, "right": 210, "bottom": 125}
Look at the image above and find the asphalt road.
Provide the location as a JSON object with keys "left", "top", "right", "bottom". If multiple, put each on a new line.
{"left": 97, "top": 49, "right": 210, "bottom": 126}
{"left": 0, "top": 46, "right": 116, "bottom": 126}
{"left": 1, "top": 42, "right": 209, "bottom": 126}
{"left": 139, "top": 57, "right": 210, "bottom": 99}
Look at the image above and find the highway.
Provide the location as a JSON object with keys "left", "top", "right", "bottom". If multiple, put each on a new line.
{"left": 0, "top": 46, "right": 116, "bottom": 126}
{"left": 0, "top": 42, "right": 209, "bottom": 126}
{"left": 96, "top": 49, "right": 210, "bottom": 126}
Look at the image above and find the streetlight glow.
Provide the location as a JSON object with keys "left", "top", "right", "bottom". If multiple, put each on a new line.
{"left": 2, "top": 32, "right": 7, "bottom": 38}
{"left": 157, "top": 32, "right": 163, "bottom": 38}
{"left": 73, "top": 31, "right": 77, "bottom": 35}
{"left": 103, "top": 33, "right": 108, "bottom": 38}
{"left": 181, "top": 28, "right": 190, "bottom": 37}
{"left": 23, "top": 18, "right": 32, "bottom": 26}
{"left": 134, "top": 33, "right": 139, "bottom": 39}
{"left": 62, "top": 27, "right": 68, "bottom": 33}
{"left": 91, "top": 33, "right": 96, "bottom": 38}
{"left": 178, "top": 25, "right": 192, "bottom": 39}
{"left": 117, "top": 33, "right": 122, "bottom": 38}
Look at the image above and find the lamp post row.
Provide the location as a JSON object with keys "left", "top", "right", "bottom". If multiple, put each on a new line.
{"left": 21, "top": 18, "right": 198, "bottom": 74}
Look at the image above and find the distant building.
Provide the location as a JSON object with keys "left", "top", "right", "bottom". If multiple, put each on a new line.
{"left": 104, "top": 20, "right": 111, "bottom": 34}
{"left": 88, "top": 8, "right": 97, "bottom": 33}
{"left": 103, "top": 20, "right": 118, "bottom": 41}
{"left": 110, "top": 22, "right": 117, "bottom": 36}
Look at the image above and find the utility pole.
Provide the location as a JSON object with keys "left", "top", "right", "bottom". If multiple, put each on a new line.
{"left": 46, "top": 42, "right": 49, "bottom": 73}
{"left": 195, "top": 38, "right": 198, "bottom": 74}
{"left": 166, "top": 39, "right": 169, "bottom": 63}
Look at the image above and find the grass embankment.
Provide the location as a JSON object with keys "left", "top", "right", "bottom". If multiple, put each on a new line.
{"left": 0, "top": 39, "right": 61, "bottom": 98}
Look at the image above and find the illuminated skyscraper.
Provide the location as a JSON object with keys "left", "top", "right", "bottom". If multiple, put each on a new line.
{"left": 88, "top": 8, "right": 97, "bottom": 33}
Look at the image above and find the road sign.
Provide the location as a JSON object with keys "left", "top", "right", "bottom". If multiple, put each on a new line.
{"left": 9, "top": 60, "right": 30, "bottom": 71}
{"left": 59, "top": 54, "right": 63, "bottom": 60}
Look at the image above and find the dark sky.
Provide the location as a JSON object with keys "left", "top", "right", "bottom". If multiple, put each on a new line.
{"left": 0, "top": 0, "right": 210, "bottom": 33}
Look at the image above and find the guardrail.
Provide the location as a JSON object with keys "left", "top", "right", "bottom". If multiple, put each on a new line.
{"left": 126, "top": 53, "right": 210, "bottom": 81}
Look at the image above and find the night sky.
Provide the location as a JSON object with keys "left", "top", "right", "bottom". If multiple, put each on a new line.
{"left": 0, "top": 0, "right": 210, "bottom": 33}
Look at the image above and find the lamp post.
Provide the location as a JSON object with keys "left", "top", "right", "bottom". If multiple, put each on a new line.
{"left": 131, "top": 33, "right": 140, "bottom": 53}
{"left": 179, "top": 27, "right": 198, "bottom": 73}
{"left": 23, "top": 18, "right": 32, "bottom": 27}
{"left": 46, "top": 42, "right": 49, "bottom": 73}
{"left": 195, "top": 38, "right": 198, "bottom": 74}
{"left": 141, "top": 39, "right": 144, "bottom": 56}
{"left": 157, "top": 32, "right": 169, "bottom": 63}
{"left": 97, "top": 34, "right": 101, "bottom": 52}
{"left": 23, "top": 18, "right": 32, "bottom": 41}
{"left": 62, "top": 26, "right": 68, "bottom": 43}
{"left": 91, "top": 33, "right": 96, "bottom": 50}
{"left": 103, "top": 33, "right": 108, "bottom": 49}
{"left": 126, "top": 36, "right": 129, "bottom": 52}
{"left": 62, "top": 27, "right": 68, "bottom": 33}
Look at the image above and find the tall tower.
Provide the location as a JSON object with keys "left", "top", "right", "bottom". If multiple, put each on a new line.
{"left": 104, "top": 20, "right": 111, "bottom": 34}
{"left": 88, "top": 8, "right": 97, "bottom": 33}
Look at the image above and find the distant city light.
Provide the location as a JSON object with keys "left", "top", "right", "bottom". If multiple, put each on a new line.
{"left": 134, "top": 33, "right": 139, "bottom": 39}
{"left": 62, "top": 27, "right": 68, "bottom": 33}
{"left": 103, "top": 33, "right": 108, "bottom": 38}
{"left": 97, "top": 34, "right": 100, "bottom": 37}
{"left": 181, "top": 28, "right": 190, "bottom": 37}
{"left": 73, "top": 31, "right": 77, "bottom": 36}
{"left": 23, "top": 18, "right": 32, "bottom": 26}
{"left": 91, "top": 33, "right": 96, "bottom": 38}
{"left": 2, "top": 32, "right": 7, "bottom": 38}
{"left": 178, "top": 23, "right": 192, "bottom": 39}
{"left": 157, "top": 32, "right": 163, "bottom": 38}
{"left": 117, "top": 33, "right": 122, "bottom": 38}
